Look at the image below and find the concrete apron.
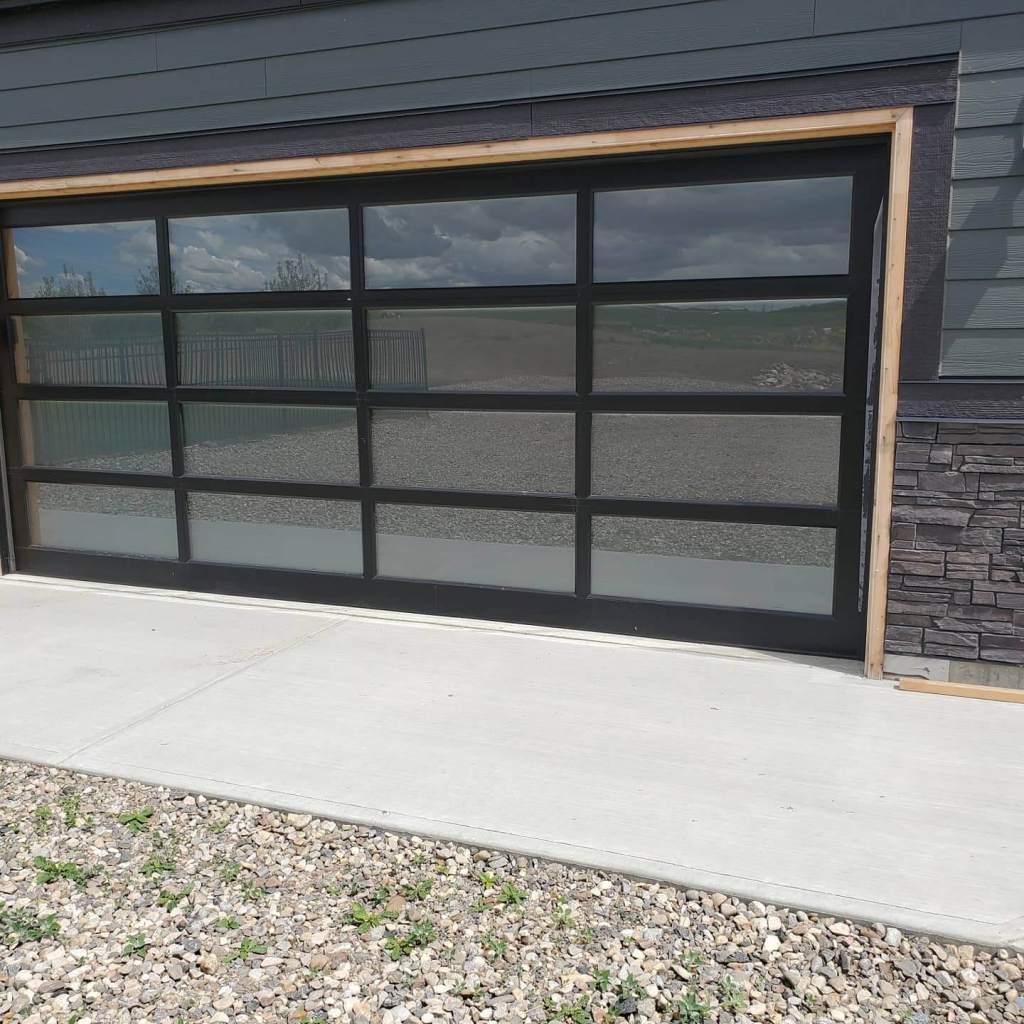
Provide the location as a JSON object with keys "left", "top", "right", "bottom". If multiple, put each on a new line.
{"left": 1, "top": 574, "right": 1022, "bottom": 952}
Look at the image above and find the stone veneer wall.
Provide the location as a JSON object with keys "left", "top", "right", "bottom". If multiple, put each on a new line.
{"left": 885, "top": 421, "right": 1024, "bottom": 667}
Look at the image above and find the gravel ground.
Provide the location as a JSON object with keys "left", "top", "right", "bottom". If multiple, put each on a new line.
{"left": 2, "top": 760, "right": 1022, "bottom": 1024}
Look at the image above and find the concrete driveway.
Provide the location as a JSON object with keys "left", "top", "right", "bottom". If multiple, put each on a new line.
{"left": 1, "top": 574, "right": 1022, "bottom": 950}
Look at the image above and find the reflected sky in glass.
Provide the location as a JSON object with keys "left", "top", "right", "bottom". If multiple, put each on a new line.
{"left": 364, "top": 195, "right": 576, "bottom": 288}
{"left": 593, "top": 177, "right": 852, "bottom": 281}
{"left": 11, "top": 221, "right": 158, "bottom": 297}
{"left": 169, "top": 209, "right": 350, "bottom": 293}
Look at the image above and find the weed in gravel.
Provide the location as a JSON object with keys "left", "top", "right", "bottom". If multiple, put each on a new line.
{"left": 241, "top": 881, "right": 266, "bottom": 901}
{"left": 619, "top": 974, "right": 644, "bottom": 1001}
{"left": 60, "top": 794, "right": 82, "bottom": 828}
{"left": 216, "top": 916, "right": 241, "bottom": 930}
{"left": 719, "top": 976, "right": 748, "bottom": 1012}
{"left": 553, "top": 897, "right": 574, "bottom": 929}
{"left": 497, "top": 881, "right": 528, "bottom": 907}
{"left": 478, "top": 870, "right": 498, "bottom": 890}
{"left": 469, "top": 897, "right": 488, "bottom": 913}
{"left": 544, "top": 995, "right": 593, "bottom": 1024}
{"left": 209, "top": 819, "right": 230, "bottom": 834}
{"left": 384, "top": 919, "right": 437, "bottom": 961}
{"left": 593, "top": 968, "right": 613, "bottom": 993}
{"left": 677, "top": 950, "right": 703, "bottom": 971}
{"left": 218, "top": 858, "right": 241, "bottom": 883}
{"left": 156, "top": 883, "right": 193, "bottom": 911}
{"left": 367, "top": 885, "right": 392, "bottom": 907}
{"left": 401, "top": 878, "right": 433, "bottom": 901}
{"left": 482, "top": 932, "right": 508, "bottom": 959}
{"left": 123, "top": 933, "right": 150, "bottom": 958}
{"left": 0, "top": 901, "right": 60, "bottom": 947}
{"left": 674, "top": 989, "right": 710, "bottom": 1022}
{"left": 345, "top": 901, "right": 397, "bottom": 934}
{"left": 141, "top": 853, "right": 175, "bottom": 881}
{"left": 33, "top": 806, "right": 53, "bottom": 835}
{"left": 118, "top": 807, "right": 155, "bottom": 835}
{"left": 224, "top": 936, "right": 267, "bottom": 962}
{"left": 33, "top": 856, "right": 99, "bottom": 889}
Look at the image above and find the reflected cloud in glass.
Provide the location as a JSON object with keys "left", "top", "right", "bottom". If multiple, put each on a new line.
{"left": 169, "top": 209, "right": 350, "bottom": 293}
{"left": 593, "top": 177, "right": 852, "bottom": 281}
{"left": 364, "top": 195, "right": 576, "bottom": 288}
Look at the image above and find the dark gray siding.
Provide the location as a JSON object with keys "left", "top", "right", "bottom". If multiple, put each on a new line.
{"left": 0, "top": 0, "right": 1020, "bottom": 382}
{"left": 942, "top": 11, "right": 1024, "bottom": 377}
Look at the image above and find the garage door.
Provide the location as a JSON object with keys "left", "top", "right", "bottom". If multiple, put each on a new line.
{"left": 0, "top": 142, "right": 887, "bottom": 656}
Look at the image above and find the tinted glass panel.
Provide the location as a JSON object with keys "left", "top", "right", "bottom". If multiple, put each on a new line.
{"left": 176, "top": 310, "right": 354, "bottom": 389}
{"left": 10, "top": 221, "right": 158, "bottom": 296}
{"left": 591, "top": 516, "right": 834, "bottom": 614}
{"left": 593, "top": 300, "right": 847, "bottom": 393}
{"left": 182, "top": 405, "right": 358, "bottom": 483}
{"left": 13, "top": 313, "right": 165, "bottom": 386}
{"left": 591, "top": 414, "right": 840, "bottom": 504}
{"left": 372, "top": 410, "right": 574, "bottom": 493}
{"left": 368, "top": 307, "right": 575, "bottom": 391}
{"left": 188, "top": 493, "right": 361, "bottom": 573}
{"left": 363, "top": 195, "right": 576, "bottom": 288}
{"left": 169, "top": 209, "right": 350, "bottom": 292}
{"left": 376, "top": 504, "right": 574, "bottom": 591}
{"left": 27, "top": 483, "right": 177, "bottom": 558}
{"left": 20, "top": 400, "right": 172, "bottom": 474}
{"left": 593, "top": 177, "right": 852, "bottom": 281}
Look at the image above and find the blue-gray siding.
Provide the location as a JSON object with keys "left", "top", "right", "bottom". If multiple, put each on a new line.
{"left": 0, "top": 0, "right": 1021, "bottom": 377}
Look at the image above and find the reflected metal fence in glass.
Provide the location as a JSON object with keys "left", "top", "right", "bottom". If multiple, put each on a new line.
{"left": 591, "top": 515, "right": 835, "bottom": 614}
{"left": 376, "top": 503, "right": 575, "bottom": 590}
{"left": 591, "top": 413, "right": 841, "bottom": 505}
{"left": 20, "top": 400, "right": 172, "bottom": 474}
{"left": 12, "top": 313, "right": 167, "bottom": 386}
{"left": 27, "top": 482, "right": 178, "bottom": 558}
{"left": 368, "top": 306, "right": 576, "bottom": 392}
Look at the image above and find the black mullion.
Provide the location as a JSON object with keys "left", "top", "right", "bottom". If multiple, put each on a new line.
{"left": 0, "top": 235, "right": 17, "bottom": 570}
{"left": 166, "top": 289, "right": 352, "bottom": 313}
{"left": 12, "top": 467, "right": 175, "bottom": 488}
{"left": 6, "top": 296, "right": 159, "bottom": 315}
{"left": 575, "top": 188, "right": 594, "bottom": 599}
{"left": 589, "top": 275, "right": 850, "bottom": 303}
{"left": 176, "top": 387, "right": 357, "bottom": 406}
{"left": 156, "top": 215, "right": 190, "bottom": 563}
{"left": 350, "top": 202, "right": 376, "bottom": 580}
{"left": 14, "top": 385, "right": 171, "bottom": 402}
{"left": 584, "top": 496, "right": 839, "bottom": 528}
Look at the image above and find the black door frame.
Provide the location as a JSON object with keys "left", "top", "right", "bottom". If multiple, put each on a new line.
{"left": 0, "top": 138, "right": 889, "bottom": 657}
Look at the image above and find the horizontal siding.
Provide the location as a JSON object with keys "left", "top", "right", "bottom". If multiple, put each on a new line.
{"left": 941, "top": 330, "right": 1024, "bottom": 376}
{"left": 0, "top": 33, "right": 156, "bottom": 91}
{"left": 960, "top": 12, "right": 1024, "bottom": 73}
{"left": 956, "top": 67, "right": 1024, "bottom": 128}
{"left": 0, "top": 61, "right": 266, "bottom": 130}
{"left": 950, "top": 177, "right": 1024, "bottom": 230}
{"left": 154, "top": 0, "right": 707, "bottom": 71}
{"left": 945, "top": 280, "right": 1024, "bottom": 330}
{"left": 946, "top": 229, "right": 1024, "bottom": 280}
{"left": 263, "top": 0, "right": 816, "bottom": 99}
{"left": 813, "top": 0, "right": 1012, "bottom": 34}
{"left": 952, "top": 126, "right": 1024, "bottom": 180}
{"left": 0, "top": 22, "right": 959, "bottom": 150}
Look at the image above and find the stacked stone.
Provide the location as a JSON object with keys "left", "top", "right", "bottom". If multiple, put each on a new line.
{"left": 886, "top": 421, "right": 1024, "bottom": 664}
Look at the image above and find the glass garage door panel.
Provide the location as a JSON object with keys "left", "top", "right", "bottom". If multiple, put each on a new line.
{"left": 368, "top": 306, "right": 576, "bottom": 392}
{"left": 372, "top": 410, "right": 575, "bottom": 494}
{"left": 182, "top": 404, "right": 359, "bottom": 483}
{"left": 593, "top": 176, "right": 852, "bottom": 282}
{"left": 20, "top": 400, "right": 172, "bottom": 474}
{"left": 591, "top": 516, "right": 835, "bottom": 614}
{"left": 591, "top": 413, "right": 841, "bottom": 505}
{"left": 12, "top": 313, "right": 166, "bottom": 387}
{"left": 376, "top": 504, "right": 575, "bottom": 591}
{"left": 188, "top": 493, "right": 362, "bottom": 574}
{"left": 592, "top": 300, "right": 847, "bottom": 393}
{"left": 27, "top": 483, "right": 178, "bottom": 559}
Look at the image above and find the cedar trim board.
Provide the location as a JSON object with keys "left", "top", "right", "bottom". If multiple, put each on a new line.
{"left": 0, "top": 108, "right": 910, "bottom": 200}
{"left": 898, "top": 677, "right": 1024, "bottom": 705}
{"left": 865, "top": 107, "right": 914, "bottom": 680}
{"left": 0, "top": 107, "right": 912, "bottom": 675}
